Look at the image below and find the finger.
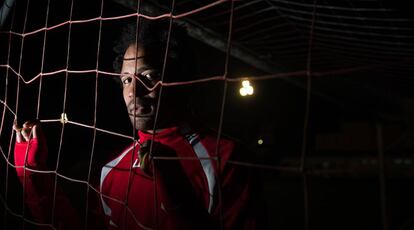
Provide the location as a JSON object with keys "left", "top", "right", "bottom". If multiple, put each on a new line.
{"left": 138, "top": 141, "right": 150, "bottom": 154}
{"left": 13, "top": 122, "right": 23, "bottom": 143}
{"left": 28, "top": 121, "right": 42, "bottom": 140}
{"left": 32, "top": 125, "right": 38, "bottom": 139}
{"left": 13, "top": 120, "right": 20, "bottom": 131}
{"left": 139, "top": 150, "right": 154, "bottom": 176}
{"left": 14, "top": 128, "right": 23, "bottom": 143}
{"left": 21, "top": 127, "right": 32, "bottom": 142}
{"left": 142, "top": 140, "right": 151, "bottom": 148}
{"left": 138, "top": 147, "right": 146, "bottom": 159}
{"left": 23, "top": 121, "right": 32, "bottom": 129}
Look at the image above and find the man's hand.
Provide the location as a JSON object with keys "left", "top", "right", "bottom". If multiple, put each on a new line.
{"left": 138, "top": 140, "right": 179, "bottom": 176}
{"left": 137, "top": 140, "right": 152, "bottom": 175}
{"left": 138, "top": 140, "right": 170, "bottom": 176}
{"left": 13, "top": 120, "right": 48, "bottom": 176}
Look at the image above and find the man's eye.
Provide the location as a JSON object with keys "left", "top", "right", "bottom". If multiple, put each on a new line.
{"left": 122, "top": 77, "right": 132, "bottom": 85}
{"left": 142, "top": 73, "right": 159, "bottom": 81}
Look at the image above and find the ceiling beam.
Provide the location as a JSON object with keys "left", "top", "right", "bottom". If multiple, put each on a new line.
{"left": 0, "top": 0, "right": 16, "bottom": 28}
{"left": 112, "top": 0, "right": 281, "bottom": 74}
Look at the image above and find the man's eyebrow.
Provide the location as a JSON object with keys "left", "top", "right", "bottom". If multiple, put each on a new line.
{"left": 122, "top": 66, "right": 150, "bottom": 76}
{"left": 135, "top": 66, "right": 150, "bottom": 74}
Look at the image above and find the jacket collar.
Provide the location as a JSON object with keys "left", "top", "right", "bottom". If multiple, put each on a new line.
{"left": 137, "top": 122, "right": 193, "bottom": 141}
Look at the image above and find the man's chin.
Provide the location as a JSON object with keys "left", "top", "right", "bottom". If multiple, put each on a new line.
{"left": 130, "top": 116, "right": 154, "bottom": 131}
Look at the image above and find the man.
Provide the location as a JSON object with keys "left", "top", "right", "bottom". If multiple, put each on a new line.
{"left": 13, "top": 18, "right": 263, "bottom": 229}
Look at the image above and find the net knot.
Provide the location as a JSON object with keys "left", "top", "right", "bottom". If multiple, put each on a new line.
{"left": 60, "top": 113, "right": 68, "bottom": 124}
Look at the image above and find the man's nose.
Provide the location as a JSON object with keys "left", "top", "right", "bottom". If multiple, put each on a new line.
{"left": 127, "top": 86, "right": 134, "bottom": 98}
{"left": 131, "top": 79, "right": 151, "bottom": 98}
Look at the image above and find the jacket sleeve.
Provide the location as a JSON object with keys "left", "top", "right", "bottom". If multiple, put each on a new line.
{"left": 14, "top": 140, "right": 106, "bottom": 230}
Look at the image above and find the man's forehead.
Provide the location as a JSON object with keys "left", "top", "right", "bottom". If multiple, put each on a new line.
{"left": 122, "top": 56, "right": 145, "bottom": 61}
{"left": 122, "top": 53, "right": 160, "bottom": 62}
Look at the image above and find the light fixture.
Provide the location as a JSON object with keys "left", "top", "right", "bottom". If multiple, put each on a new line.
{"left": 239, "top": 80, "right": 254, "bottom": 96}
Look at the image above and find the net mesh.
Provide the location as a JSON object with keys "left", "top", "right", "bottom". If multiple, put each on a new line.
{"left": 1, "top": 0, "right": 414, "bottom": 229}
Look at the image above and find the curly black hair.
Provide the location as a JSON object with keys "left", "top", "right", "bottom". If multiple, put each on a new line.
{"left": 113, "top": 18, "right": 196, "bottom": 84}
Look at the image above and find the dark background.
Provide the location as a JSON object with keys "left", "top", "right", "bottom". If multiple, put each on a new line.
{"left": 1, "top": 0, "right": 414, "bottom": 229}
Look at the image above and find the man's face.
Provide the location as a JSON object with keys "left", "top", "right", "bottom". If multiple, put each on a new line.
{"left": 121, "top": 43, "right": 189, "bottom": 131}
{"left": 120, "top": 43, "right": 164, "bottom": 131}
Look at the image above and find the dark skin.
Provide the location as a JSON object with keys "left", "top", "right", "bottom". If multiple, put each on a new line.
{"left": 121, "top": 43, "right": 188, "bottom": 132}
{"left": 13, "top": 120, "right": 39, "bottom": 143}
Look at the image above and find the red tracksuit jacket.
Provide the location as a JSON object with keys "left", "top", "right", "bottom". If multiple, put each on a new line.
{"left": 14, "top": 124, "right": 263, "bottom": 229}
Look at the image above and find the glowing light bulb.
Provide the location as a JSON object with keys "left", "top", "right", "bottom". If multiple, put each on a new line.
{"left": 246, "top": 86, "right": 254, "bottom": 95}
{"left": 239, "top": 87, "right": 248, "bottom": 96}
{"left": 239, "top": 79, "right": 254, "bottom": 97}
{"left": 258, "top": 139, "right": 264, "bottom": 145}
